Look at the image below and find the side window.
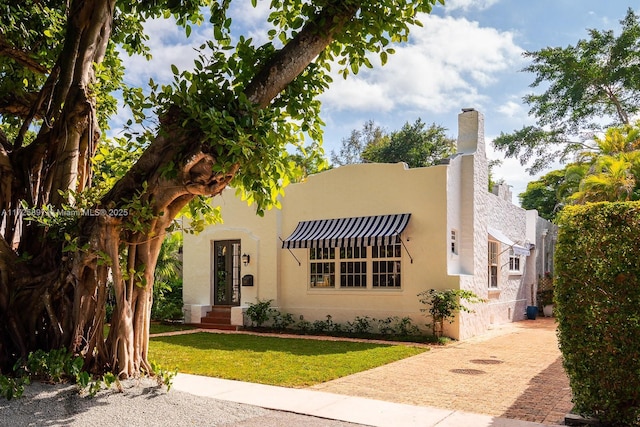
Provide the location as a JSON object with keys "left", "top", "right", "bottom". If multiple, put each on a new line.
{"left": 488, "top": 240, "right": 499, "bottom": 288}
{"left": 509, "top": 248, "right": 522, "bottom": 274}
{"left": 451, "top": 229, "right": 458, "bottom": 254}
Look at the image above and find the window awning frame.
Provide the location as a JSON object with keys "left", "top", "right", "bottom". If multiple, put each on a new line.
{"left": 488, "top": 226, "right": 530, "bottom": 257}
{"left": 282, "top": 213, "right": 411, "bottom": 250}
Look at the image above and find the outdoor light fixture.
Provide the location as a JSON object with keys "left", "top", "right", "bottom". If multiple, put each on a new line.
{"left": 242, "top": 253, "right": 250, "bottom": 266}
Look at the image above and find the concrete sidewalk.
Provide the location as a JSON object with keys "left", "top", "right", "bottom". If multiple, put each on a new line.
{"left": 172, "top": 373, "right": 549, "bottom": 427}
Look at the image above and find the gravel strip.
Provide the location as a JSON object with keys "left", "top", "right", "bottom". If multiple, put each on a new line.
{"left": 0, "top": 379, "right": 364, "bottom": 427}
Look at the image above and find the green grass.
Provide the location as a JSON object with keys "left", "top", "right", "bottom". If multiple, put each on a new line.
{"left": 149, "top": 332, "right": 427, "bottom": 387}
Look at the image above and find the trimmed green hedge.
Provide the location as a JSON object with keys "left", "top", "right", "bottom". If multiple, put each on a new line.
{"left": 555, "top": 202, "right": 640, "bottom": 426}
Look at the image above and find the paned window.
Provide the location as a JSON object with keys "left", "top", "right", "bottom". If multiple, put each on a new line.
{"left": 488, "top": 240, "right": 499, "bottom": 288}
{"left": 310, "top": 247, "right": 335, "bottom": 288}
{"left": 308, "top": 242, "right": 402, "bottom": 289}
{"left": 340, "top": 246, "right": 367, "bottom": 288}
{"left": 372, "top": 242, "right": 402, "bottom": 288}
{"left": 509, "top": 248, "right": 522, "bottom": 273}
{"left": 451, "top": 230, "right": 458, "bottom": 254}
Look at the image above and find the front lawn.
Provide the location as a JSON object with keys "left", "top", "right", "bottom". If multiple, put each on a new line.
{"left": 149, "top": 332, "right": 427, "bottom": 387}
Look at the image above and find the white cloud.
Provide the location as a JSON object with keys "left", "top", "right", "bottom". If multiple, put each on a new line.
{"left": 120, "top": 17, "right": 210, "bottom": 87}
{"left": 497, "top": 100, "right": 525, "bottom": 119}
{"left": 442, "top": 0, "right": 501, "bottom": 12}
{"left": 229, "top": 0, "right": 272, "bottom": 45}
{"left": 320, "top": 15, "right": 523, "bottom": 116}
{"left": 320, "top": 77, "right": 391, "bottom": 112}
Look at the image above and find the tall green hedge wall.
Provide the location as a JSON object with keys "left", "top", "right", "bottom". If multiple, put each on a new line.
{"left": 556, "top": 202, "right": 640, "bottom": 426}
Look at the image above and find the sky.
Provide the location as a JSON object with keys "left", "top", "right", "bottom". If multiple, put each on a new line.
{"left": 114, "top": 0, "right": 638, "bottom": 204}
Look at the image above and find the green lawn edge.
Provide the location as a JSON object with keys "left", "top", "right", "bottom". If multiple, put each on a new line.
{"left": 150, "top": 332, "right": 427, "bottom": 387}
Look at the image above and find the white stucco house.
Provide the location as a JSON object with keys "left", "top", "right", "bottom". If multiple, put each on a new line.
{"left": 182, "top": 109, "right": 557, "bottom": 339}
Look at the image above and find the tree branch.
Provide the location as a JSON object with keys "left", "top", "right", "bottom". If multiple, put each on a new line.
{"left": 0, "top": 35, "right": 49, "bottom": 75}
{"left": 244, "top": 2, "right": 358, "bottom": 108}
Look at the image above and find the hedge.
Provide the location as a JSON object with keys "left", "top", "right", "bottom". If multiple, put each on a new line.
{"left": 555, "top": 202, "right": 640, "bottom": 426}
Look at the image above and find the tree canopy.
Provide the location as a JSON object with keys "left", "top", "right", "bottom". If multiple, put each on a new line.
{"left": 0, "top": 0, "right": 444, "bottom": 377}
{"left": 519, "top": 122, "right": 640, "bottom": 220}
{"left": 493, "top": 8, "right": 640, "bottom": 174}
{"left": 331, "top": 118, "right": 455, "bottom": 168}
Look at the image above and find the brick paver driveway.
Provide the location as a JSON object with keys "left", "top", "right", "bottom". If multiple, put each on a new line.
{"left": 311, "top": 317, "right": 573, "bottom": 425}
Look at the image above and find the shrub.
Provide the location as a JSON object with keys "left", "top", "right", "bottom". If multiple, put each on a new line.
{"left": 417, "top": 289, "right": 484, "bottom": 338}
{"left": 295, "top": 315, "right": 312, "bottom": 332}
{"left": 346, "top": 316, "right": 374, "bottom": 334}
{"left": 151, "top": 234, "right": 184, "bottom": 322}
{"left": 272, "top": 311, "right": 296, "bottom": 330}
{"left": 311, "top": 315, "right": 335, "bottom": 333}
{"left": 555, "top": 202, "right": 640, "bottom": 426}
{"left": 0, "top": 348, "right": 176, "bottom": 400}
{"left": 245, "top": 298, "right": 275, "bottom": 327}
{"left": 377, "top": 317, "right": 394, "bottom": 335}
{"left": 152, "top": 279, "right": 184, "bottom": 322}
{"left": 394, "top": 316, "right": 420, "bottom": 336}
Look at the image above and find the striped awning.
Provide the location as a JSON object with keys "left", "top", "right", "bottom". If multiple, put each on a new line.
{"left": 282, "top": 213, "right": 411, "bottom": 249}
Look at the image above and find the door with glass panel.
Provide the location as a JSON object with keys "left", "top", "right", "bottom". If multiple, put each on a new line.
{"left": 212, "top": 240, "right": 241, "bottom": 306}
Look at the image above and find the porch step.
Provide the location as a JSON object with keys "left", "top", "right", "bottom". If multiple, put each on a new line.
{"left": 200, "top": 306, "right": 236, "bottom": 330}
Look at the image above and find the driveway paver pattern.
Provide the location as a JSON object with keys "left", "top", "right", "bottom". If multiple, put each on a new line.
{"left": 310, "top": 317, "right": 573, "bottom": 425}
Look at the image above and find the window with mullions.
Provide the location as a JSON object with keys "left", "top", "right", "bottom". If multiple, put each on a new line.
{"left": 372, "top": 242, "right": 402, "bottom": 288}
{"left": 310, "top": 247, "right": 335, "bottom": 288}
{"left": 488, "top": 240, "right": 499, "bottom": 288}
{"left": 340, "top": 246, "right": 367, "bottom": 288}
{"left": 508, "top": 248, "right": 522, "bottom": 274}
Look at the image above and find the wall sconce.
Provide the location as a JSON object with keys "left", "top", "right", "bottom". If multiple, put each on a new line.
{"left": 242, "top": 253, "right": 250, "bottom": 266}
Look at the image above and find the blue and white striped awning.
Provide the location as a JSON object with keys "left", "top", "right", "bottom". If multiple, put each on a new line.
{"left": 282, "top": 213, "right": 411, "bottom": 249}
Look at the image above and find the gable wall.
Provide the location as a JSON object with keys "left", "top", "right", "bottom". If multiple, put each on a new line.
{"left": 277, "top": 162, "right": 458, "bottom": 326}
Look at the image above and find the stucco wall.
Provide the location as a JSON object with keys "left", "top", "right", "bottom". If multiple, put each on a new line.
{"left": 182, "top": 190, "right": 282, "bottom": 321}
{"left": 485, "top": 192, "right": 529, "bottom": 326}
{"left": 182, "top": 108, "right": 555, "bottom": 340}
{"left": 452, "top": 110, "right": 492, "bottom": 340}
{"left": 277, "top": 161, "right": 457, "bottom": 328}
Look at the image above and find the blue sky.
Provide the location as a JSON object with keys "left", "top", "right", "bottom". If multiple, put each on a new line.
{"left": 114, "top": 0, "right": 638, "bottom": 203}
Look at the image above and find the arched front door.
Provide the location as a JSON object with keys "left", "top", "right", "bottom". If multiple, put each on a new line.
{"left": 211, "top": 240, "right": 241, "bottom": 306}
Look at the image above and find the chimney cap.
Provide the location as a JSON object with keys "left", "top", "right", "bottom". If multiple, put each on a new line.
{"left": 461, "top": 107, "right": 476, "bottom": 112}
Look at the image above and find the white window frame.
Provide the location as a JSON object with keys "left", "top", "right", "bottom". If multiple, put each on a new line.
{"left": 450, "top": 229, "right": 458, "bottom": 255}
{"left": 488, "top": 240, "right": 499, "bottom": 289}
{"left": 308, "top": 242, "right": 402, "bottom": 290}
{"left": 372, "top": 242, "right": 402, "bottom": 289}
{"left": 508, "top": 248, "right": 523, "bottom": 275}
{"left": 309, "top": 247, "right": 335, "bottom": 288}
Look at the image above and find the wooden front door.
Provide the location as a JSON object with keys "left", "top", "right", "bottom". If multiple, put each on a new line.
{"left": 212, "top": 240, "right": 241, "bottom": 306}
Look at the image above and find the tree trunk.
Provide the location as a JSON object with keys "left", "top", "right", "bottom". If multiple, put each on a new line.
{"left": 0, "top": 0, "right": 359, "bottom": 377}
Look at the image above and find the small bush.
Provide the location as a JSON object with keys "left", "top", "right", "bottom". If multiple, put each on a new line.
{"left": 556, "top": 202, "right": 640, "bottom": 426}
{"left": 417, "top": 289, "right": 484, "bottom": 338}
{"left": 311, "top": 315, "right": 335, "bottom": 333}
{"left": 152, "top": 279, "right": 184, "bottom": 322}
{"left": 1, "top": 348, "right": 175, "bottom": 400}
{"left": 295, "top": 315, "right": 312, "bottom": 332}
{"left": 245, "top": 299, "right": 275, "bottom": 327}
{"left": 0, "top": 375, "right": 28, "bottom": 400}
{"left": 377, "top": 317, "right": 394, "bottom": 335}
{"left": 347, "top": 316, "right": 374, "bottom": 334}
{"left": 272, "top": 312, "right": 296, "bottom": 330}
{"left": 395, "top": 316, "right": 420, "bottom": 336}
